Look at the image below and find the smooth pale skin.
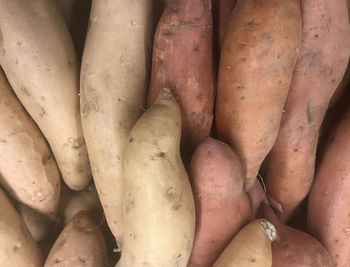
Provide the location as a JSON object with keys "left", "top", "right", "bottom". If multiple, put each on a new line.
{"left": 0, "top": 188, "right": 43, "bottom": 267}
{"left": 58, "top": 183, "right": 103, "bottom": 225}
{"left": 44, "top": 211, "right": 108, "bottom": 267}
{"left": 265, "top": 0, "right": 350, "bottom": 222}
{"left": 147, "top": 0, "right": 215, "bottom": 163}
{"left": 213, "top": 219, "right": 277, "bottom": 267}
{"left": 117, "top": 89, "right": 195, "bottom": 267}
{"left": 0, "top": 68, "right": 60, "bottom": 216}
{"left": 308, "top": 107, "right": 350, "bottom": 267}
{"left": 215, "top": 0, "right": 302, "bottom": 191}
{"left": 258, "top": 201, "right": 333, "bottom": 267}
{"left": 188, "top": 137, "right": 251, "bottom": 267}
{"left": 0, "top": 0, "right": 91, "bottom": 190}
{"left": 17, "top": 203, "right": 52, "bottom": 242}
{"left": 80, "top": 0, "right": 153, "bottom": 245}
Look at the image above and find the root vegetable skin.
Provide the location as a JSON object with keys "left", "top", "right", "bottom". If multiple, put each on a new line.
{"left": 258, "top": 202, "right": 333, "bottom": 267}
{"left": 0, "top": 188, "right": 43, "bottom": 267}
{"left": 188, "top": 137, "right": 251, "bottom": 267}
{"left": 44, "top": 211, "right": 108, "bottom": 267}
{"left": 0, "top": 69, "right": 60, "bottom": 216}
{"left": 215, "top": 0, "right": 302, "bottom": 191}
{"left": 118, "top": 89, "right": 195, "bottom": 267}
{"left": 213, "top": 219, "right": 277, "bottom": 267}
{"left": 265, "top": 0, "right": 350, "bottom": 222}
{"left": 213, "top": 0, "right": 236, "bottom": 49}
{"left": 0, "top": 0, "right": 90, "bottom": 190}
{"left": 80, "top": 0, "right": 153, "bottom": 244}
{"left": 308, "top": 106, "right": 350, "bottom": 267}
{"left": 147, "top": 0, "right": 215, "bottom": 161}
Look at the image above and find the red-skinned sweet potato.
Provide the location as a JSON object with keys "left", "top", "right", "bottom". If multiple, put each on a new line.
{"left": 264, "top": 0, "right": 350, "bottom": 222}
{"left": 147, "top": 0, "right": 215, "bottom": 163}
{"left": 188, "top": 137, "right": 251, "bottom": 267}
{"left": 215, "top": 0, "right": 302, "bottom": 192}
{"left": 258, "top": 200, "right": 333, "bottom": 267}
{"left": 308, "top": 103, "right": 350, "bottom": 267}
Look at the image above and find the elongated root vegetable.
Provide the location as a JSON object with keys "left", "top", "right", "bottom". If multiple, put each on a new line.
{"left": 188, "top": 137, "right": 251, "bottom": 267}
{"left": 0, "top": 0, "right": 90, "bottom": 190}
{"left": 215, "top": 0, "right": 302, "bottom": 191}
{"left": 118, "top": 89, "right": 195, "bottom": 266}
{"left": 17, "top": 203, "right": 52, "bottom": 242}
{"left": 213, "top": 0, "right": 236, "bottom": 49}
{"left": 80, "top": 0, "right": 153, "bottom": 244}
{"left": 308, "top": 105, "right": 350, "bottom": 267}
{"left": 213, "top": 219, "right": 277, "bottom": 267}
{"left": 264, "top": 0, "right": 350, "bottom": 222}
{"left": 147, "top": 0, "right": 215, "bottom": 162}
{"left": 0, "top": 68, "right": 60, "bottom": 216}
{"left": 0, "top": 188, "right": 43, "bottom": 267}
{"left": 258, "top": 201, "right": 333, "bottom": 267}
{"left": 44, "top": 211, "right": 108, "bottom": 267}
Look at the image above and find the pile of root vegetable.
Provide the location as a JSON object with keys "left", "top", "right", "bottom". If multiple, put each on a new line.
{"left": 1, "top": 0, "right": 350, "bottom": 266}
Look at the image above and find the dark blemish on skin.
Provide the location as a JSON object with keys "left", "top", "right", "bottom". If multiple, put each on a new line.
{"left": 198, "top": 93, "right": 204, "bottom": 99}
{"left": 180, "top": 20, "right": 195, "bottom": 27}
{"left": 13, "top": 246, "right": 20, "bottom": 251}
{"left": 39, "top": 107, "right": 46, "bottom": 117}
{"left": 15, "top": 59, "right": 18, "bottom": 64}
{"left": 194, "top": 46, "right": 200, "bottom": 52}
{"left": 129, "top": 138, "right": 134, "bottom": 143}
{"left": 172, "top": 7, "right": 178, "bottom": 13}
{"left": 294, "top": 149, "right": 299, "bottom": 152}
{"left": 246, "top": 20, "right": 259, "bottom": 30}
{"left": 250, "top": 258, "right": 256, "bottom": 263}
{"left": 41, "top": 96, "right": 45, "bottom": 101}
{"left": 279, "top": 80, "right": 282, "bottom": 84}
{"left": 194, "top": 17, "right": 200, "bottom": 21}
{"left": 314, "top": 34, "right": 319, "bottom": 38}
{"left": 1, "top": 49, "right": 5, "bottom": 55}
{"left": 240, "top": 57, "right": 247, "bottom": 63}
{"left": 68, "top": 61, "right": 73, "bottom": 67}
{"left": 240, "top": 96, "right": 245, "bottom": 100}
{"left": 41, "top": 154, "right": 52, "bottom": 165}
{"left": 200, "top": 34, "right": 207, "bottom": 39}
{"left": 21, "top": 87, "right": 30, "bottom": 96}
{"left": 165, "top": 30, "right": 174, "bottom": 36}
{"left": 16, "top": 41, "right": 23, "bottom": 46}
{"left": 237, "top": 85, "right": 245, "bottom": 90}
{"left": 277, "top": 55, "right": 280, "bottom": 59}
{"left": 79, "top": 257, "right": 87, "bottom": 263}
{"left": 306, "top": 104, "right": 313, "bottom": 125}
{"left": 54, "top": 258, "right": 62, "bottom": 264}
{"left": 158, "top": 152, "right": 167, "bottom": 158}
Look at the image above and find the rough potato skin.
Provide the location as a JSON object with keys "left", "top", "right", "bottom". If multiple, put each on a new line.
{"left": 0, "top": 188, "right": 43, "bottom": 267}
{"left": 188, "top": 137, "right": 251, "bottom": 267}
{"left": 147, "top": 0, "right": 215, "bottom": 163}
{"left": 0, "top": 0, "right": 91, "bottom": 190}
{"left": 264, "top": 0, "right": 350, "bottom": 222}
{"left": 80, "top": 0, "right": 153, "bottom": 245}
{"left": 44, "top": 211, "right": 108, "bottom": 267}
{"left": 215, "top": 0, "right": 302, "bottom": 191}
{"left": 118, "top": 89, "right": 195, "bottom": 267}
{"left": 213, "top": 219, "right": 277, "bottom": 267}
{"left": 308, "top": 106, "right": 350, "bottom": 267}
{"left": 258, "top": 201, "right": 333, "bottom": 267}
{"left": 0, "top": 68, "right": 60, "bottom": 216}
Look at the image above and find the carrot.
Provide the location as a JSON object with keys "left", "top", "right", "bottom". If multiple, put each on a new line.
{"left": 188, "top": 137, "right": 251, "bottom": 267}
{"left": 215, "top": 0, "right": 302, "bottom": 192}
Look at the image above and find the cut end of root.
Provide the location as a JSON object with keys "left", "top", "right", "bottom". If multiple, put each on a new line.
{"left": 159, "top": 87, "right": 175, "bottom": 100}
{"left": 259, "top": 219, "right": 277, "bottom": 242}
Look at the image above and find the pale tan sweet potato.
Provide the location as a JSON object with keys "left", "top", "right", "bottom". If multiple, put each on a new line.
{"left": 80, "top": 0, "right": 153, "bottom": 244}
{"left": 0, "top": 0, "right": 91, "bottom": 190}
{"left": 147, "top": 0, "right": 215, "bottom": 163}
{"left": 0, "top": 68, "right": 60, "bottom": 216}
{"left": 213, "top": 219, "right": 277, "bottom": 267}
{"left": 117, "top": 89, "right": 195, "bottom": 267}
{"left": 264, "top": 0, "right": 350, "bottom": 222}
{"left": 0, "top": 188, "right": 43, "bottom": 267}
{"left": 188, "top": 137, "right": 251, "bottom": 267}
{"left": 44, "top": 211, "right": 108, "bottom": 267}
{"left": 308, "top": 104, "right": 350, "bottom": 267}
{"left": 215, "top": 0, "right": 302, "bottom": 192}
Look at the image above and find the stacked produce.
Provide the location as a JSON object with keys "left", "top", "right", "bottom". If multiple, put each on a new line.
{"left": 0, "top": 0, "right": 349, "bottom": 266}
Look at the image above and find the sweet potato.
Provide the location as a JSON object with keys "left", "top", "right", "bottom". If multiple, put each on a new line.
{"left": 0, "top": 0, "right": 91, "bottom": 190}
{"left": 80, "top": 0, "right": 153, "bottom": 245}
{"left": 215, "top": 0, "right": 302, "bottom": 191}
{"left": 44, "top": 211, "right": 108, "bottom": 267}
{"left": 118, "top": 89, "right": 195, "bottom": 266}
{"left": 0, "top": 68, "right": 60, "bottom": 216}
{"left": 264, "top": 0, "right": 350, "bottom": 222}
{"left": 308, "top": 104, "right": 350, "bottom": 267}
{"left": 188, "top": 137, "right": 251, "bottom": 267}
{"left": 0, "top": 188, "right": 43, "bottom": 267}
{"left": 17, "top": 203, "right": 52, "bottom": 243}
{"left": 212, "top": 0, "right": 236, "bottom": 50}
{"left": 147, "top": 0, "right": 215, "bottom": 163}
{"left": 213, "top": 219, "right": 277, "bottom": 267}
{"left": 258, "top": 201, "right": 333, "bottom": 267}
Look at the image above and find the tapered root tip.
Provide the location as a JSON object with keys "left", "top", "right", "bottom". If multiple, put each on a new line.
{"left": 259, "top": 219, "right": 277, "bottom": 242}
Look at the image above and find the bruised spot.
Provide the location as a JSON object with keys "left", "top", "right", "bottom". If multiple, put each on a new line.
{"left": 129, "top": 137, "right": 134, "bottom": 143}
